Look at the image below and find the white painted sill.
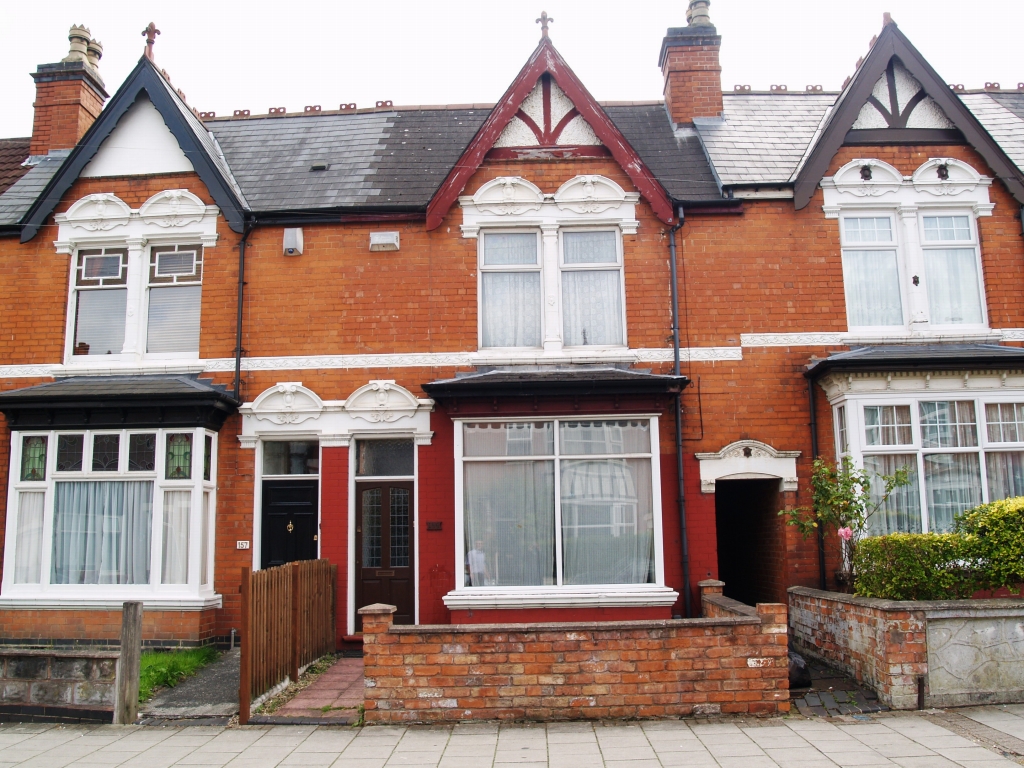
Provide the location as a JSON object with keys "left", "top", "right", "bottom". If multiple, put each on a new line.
{"left": 442, "top": 586, "right": 679, "bottom": 610}
{"left": 0, "top": 594, "right": 223, "bottom": 611}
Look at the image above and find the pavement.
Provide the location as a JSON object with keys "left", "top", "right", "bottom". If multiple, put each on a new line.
{"left": 267, "top": 657, "right": 363, "bottom": 723}
{"left": 140, "top": 649, "right": 240, "bottom": 725}
{"left": 3, "top": 706, "right": 1024, "bottom": 767}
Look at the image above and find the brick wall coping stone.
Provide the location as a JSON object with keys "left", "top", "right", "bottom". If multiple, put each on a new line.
{"left": 385, "top": 616, "right": 760, "bottom": 634}
{"left": 703, "top": 593, "right": 758, "bottom": 617}
{"left": 789, "top": 586, "right": 1024, "bottom": 616}
{"left": 0, "top": 648, "right": 119, "bottom": 659}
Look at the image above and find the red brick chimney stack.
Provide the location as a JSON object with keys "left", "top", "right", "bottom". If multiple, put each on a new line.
{"left": 29, "top": 25, "right": 109, "bottom": 156}
{"left": 659, "top": 0, "right": 724, "bottom": 125}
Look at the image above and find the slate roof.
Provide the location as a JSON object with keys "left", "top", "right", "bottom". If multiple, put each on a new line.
{"left": 0, "top": 374, "right": 238, "bottom": 403}
{"left": 805, "top": 344, "right": 1024, "bottom": 377}
{"left": 423, "top": 367, "right": 689, "bottom": 398}
{"left": 0, "top": 138, "right": 30, "bottom": 195}
{"left": 0, "top": 153, "right": 67, "bottom": 227}
{"left": 962, "top": 93, "right": 1024, "bottom": 172}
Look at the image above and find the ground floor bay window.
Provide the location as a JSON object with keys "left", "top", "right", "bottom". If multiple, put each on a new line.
{"left": 2, "top": 427, "right": 217, "bottom": 603}
{"left": 448, "top": 416, "right": 675, "bottom": 609}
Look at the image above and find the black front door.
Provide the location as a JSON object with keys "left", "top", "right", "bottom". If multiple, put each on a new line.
{"left": 261, "top": 480, "right": 319, "bottom": 569}
{"left": 355, "top": 481, "right": 414, "bottom": 629}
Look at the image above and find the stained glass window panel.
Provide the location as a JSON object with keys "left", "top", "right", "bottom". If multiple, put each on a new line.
{"left": 390, "top": 488, "right": 410, "bottom": 568}
{"left": 362, "top": 488, "right": 382, "bottom": 568}
{"left": 166, "top": 434, "right": 193, "bottom": 479}
{"left": 56, "top": 434, "right": 84, "bottom": 472}
{"left": 92, "top": 434, "right": 120, "bottom": 472}
{"left": 128, "top": 434, "right": 156, "bottom": 472}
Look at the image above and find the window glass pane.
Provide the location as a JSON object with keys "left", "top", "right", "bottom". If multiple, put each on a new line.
{"left": 51, "top": 481, "right": 153, "bottom": 584}
{"left": 481, "top": 272, "right": 541, "bottom": 347}
{"left": 162, "top": 490, "right": 190, "bottom": 584}
{"left": 864, "top": 405, "right": 913, "bottom": 446}
{"left": 147, "top": 286, "right": 202, "bottom": 353}
{"left": 128, "top": 434, "right": 156, "bottom": 472}
{"left": 204, "top": 435, "right": 213, "bottom": 481}
{"left": 200, "top": 491, "right": 211, "bottom": 585}
{"left": 923, "top": 453, "right": 983, "bottom": 532}
{"left": 263, "top": 441, "right": 319, "bottom": 475}
{"left": 923, "top": 215, "right": 971, "bottom": 241}
{"left": 924, "top": 248, "right": 984, "bottom": 325}
{"left": 92, "top": 434, "right": 120, "bottom": 472}
{"left": 464, "top": 461, "right": 555, "bottom": 587}
{"left": 14, "top": 492, "right": 45, "bottom": 584}
{"left": 561, "top": 458, "right": 654, "bottom": 585}
{"left": 57, "top": 434, "right": 84, "bottom": 472}
{"left": 986, "top": 403, "right": 1024, "bottom": 443}
{"left": 986, "top": 452, "right": 1024, "bottom": 501}
{"left": 20, "top": 436, "right": 47, "bottom": 481}
{"left": 843, "top": 217, "right": 892, "bottom": 243}
{"left": 836, "top": 406, "right": 849, "bottom": 453}
{"left": 863, "top": 454, "right": 922, "bottom": 535}
{"left": 559, "top": 420, "right": 651, "bottom": 455}
{"left": 463, "top": 422, "right": 554, "bottom": 457}
{"left": 390, "top": 488, "right": 410, "bottom": 568}
{"left": 156, "top": 250, "right": 196, "bottom": 276}
{"left": 920, "top": 401, "right": 977, "bottom": 448}
{"left": 74, "top": 288, "right": 126, "bottom": 355}
{"left": 842, "top": 250, "right": 903, "bottom": 326}
{"left": 356, "top": 439, "right": 413, "bottom": 477}
{"left": 563, "top": 231, "right": 618, "bottom": 264}
{"left": 562, "top": 270, "right": 624, "bottom": 346}
{"left": 362, "top": 488, "right": 382, "bottom": 568}
{"left": 166, "top": 434, "right": 193, "bottom": 479}
{"left": 483, "top": 233, "right": 537, "bottom": 265}
{"left": 83, "top": 254, "right": 122, "bottom": 279}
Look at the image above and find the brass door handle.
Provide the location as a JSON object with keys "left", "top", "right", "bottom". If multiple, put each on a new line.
{"left": 286, "top": 521, "right": 294, "bottom": 533}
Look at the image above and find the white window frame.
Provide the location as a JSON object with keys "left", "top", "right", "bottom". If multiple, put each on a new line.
{"left": 835, "top": 392, "right": 1024, "bottom": 533}
{"left": 476, "top": 229, "right": 545, "bottom": 351}
{"left": 838, "top": 212, "right": 909, "bottom": 332}
{"left": 445, "top": 414, "right": 679, "bottom": 610}
{"left": 1, "top": 427, "right": 219, "bottom": 607}
{"left": 917, "top": 213, "right": 988, "bottom": 331}
{"left": 558, "top": 227, "right": 628, "bottom": 349}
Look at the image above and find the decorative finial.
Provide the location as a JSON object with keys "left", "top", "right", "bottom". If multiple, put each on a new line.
{"left": 142, "top": 22, "right": 160, "bottom": 61}
{"left": 883, "top": 12, "right": 893, "bottom": 26}
{"left": 536, "top": 11, "right": 553, "bottom": 39}
{"left": 686, "top": 0, "right": 713, "bottom": 27}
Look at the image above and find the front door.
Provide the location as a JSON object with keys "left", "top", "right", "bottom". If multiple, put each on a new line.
{"left": 261, "top": 479, "right": 319, "bottom": 569}
{"left": 355, "top": 481, "right": 414, "bottom": 628}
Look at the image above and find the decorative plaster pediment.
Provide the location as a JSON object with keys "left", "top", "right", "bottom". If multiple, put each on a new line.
{"left": 58, "top": 193, "right": 132, "bottom": 231}
{"left": 912, "top": 158, "right": 986, "bottom": 196}
{"left": 139, "top": 189, "right": 211, "bottom": 227}
{"left": 829, "top": 159, "right": 904, "bottom": 198}
{"left": 470, "top": 177, "right": 544, "bottom": 216}
{"left": 344, "top": 380, "right": 430, "bottom": 423}
{"left": 554, "top": 175, "right": 638, "bottom": 215}
{"left": 245, "top": 382, "right": 324, "bottom": 425}
{"left": 695, "top": 440, "right": 800, "bottom": 493}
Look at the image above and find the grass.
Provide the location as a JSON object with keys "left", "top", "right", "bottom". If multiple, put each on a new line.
{"left": 138, "top": 646, "right": 219, "bottom": 703}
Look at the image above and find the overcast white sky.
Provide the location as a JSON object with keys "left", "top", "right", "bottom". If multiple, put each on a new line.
{"left": 2, "top": 0, "right": 1023, "bottom": 138}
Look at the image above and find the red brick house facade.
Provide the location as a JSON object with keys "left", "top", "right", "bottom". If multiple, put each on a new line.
{"left": 2, "top": 4, "right": 1024, "bottom": 648}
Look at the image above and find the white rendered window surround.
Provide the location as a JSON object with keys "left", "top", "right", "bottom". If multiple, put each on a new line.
{"left": 460, "top": 175, "right": 639, "bottom": 356}
{"left": 55, "top": 190, "right": 219, "bottom": 370}
{"left": 818, "top": 369, "right": 1024, "bottom": 536}
{"left": 822, "top": 158, "right": 994, "bottom": 337}
{"left": 0, "top": 427, "right": 219, "bottom": 608}
{"left": 445, "top": 415, "right": 678, "bottom": 611}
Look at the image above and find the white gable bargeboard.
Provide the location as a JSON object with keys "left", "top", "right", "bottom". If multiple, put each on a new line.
{"left": 82, "top": 95, "right": 195, "bottom": 178}
{"left": 494, "top": 78, "right": 601, "bottom": 148}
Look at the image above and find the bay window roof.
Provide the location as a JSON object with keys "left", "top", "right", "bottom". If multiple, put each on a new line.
{"left": 423, "top": 367, "right": 689, "bottom": 399}
{"left": 805, "top": 344, "right": 1024, "bottom": 378}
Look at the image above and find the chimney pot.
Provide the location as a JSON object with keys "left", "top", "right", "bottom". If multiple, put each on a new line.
{"left": 62, "top": 25, "right": 91, "bottom": 64}
{"left": 686, "top": 0, "right": 713, "bottom": 27}
{"left": 86, "top": 38, "right": 103, "bottom": 69}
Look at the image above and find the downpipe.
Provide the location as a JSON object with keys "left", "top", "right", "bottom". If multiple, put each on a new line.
{"left": 669, "top": 208, "right": 692, "bottom": 618}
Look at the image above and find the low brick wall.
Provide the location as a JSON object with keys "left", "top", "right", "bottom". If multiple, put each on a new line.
{"left": 789, "top": 587, "right": 1024, "bottom": 709}
{"left": 0, "top": 648, "right": 119, "bottom": 723}
{"left": 359, "top": 584, "right": 788, "bottom": 723}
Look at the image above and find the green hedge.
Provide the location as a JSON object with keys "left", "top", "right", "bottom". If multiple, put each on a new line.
{"left": 853, "top": 496, "right": 1024, "bottom": 600}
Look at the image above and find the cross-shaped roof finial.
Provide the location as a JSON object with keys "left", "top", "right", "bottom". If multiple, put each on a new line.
{"left": 536, "top": 11, "right": 553, "bottom": 40}
{"left": 142, "top": 22, "right": 161, "bottom": 61}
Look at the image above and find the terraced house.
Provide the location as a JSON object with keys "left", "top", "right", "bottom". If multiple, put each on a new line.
{"left": 2, "top": 2, "right": 1024, "bottom": 649}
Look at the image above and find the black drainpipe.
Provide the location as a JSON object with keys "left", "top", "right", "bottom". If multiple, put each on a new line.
{"left": 234, "top": 219, "right": 254, "bottom": 402}
{"left": 807, "top": 377, "right": 826, "bottom": 589}
{"left": 669, "top": 208, "right": 692, "bottom": 618}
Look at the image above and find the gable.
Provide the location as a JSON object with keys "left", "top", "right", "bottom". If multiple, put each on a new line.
{"left": 851, "top": 58, "right": 954, "bottom": 131}
{"left": 494, "top": 75, "right": 601, "bottom": 148}
{"left": 82, "top": 95, "right": 195, "bottom": 178}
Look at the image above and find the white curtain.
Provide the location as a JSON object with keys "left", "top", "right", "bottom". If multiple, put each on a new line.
{"left": 562, "top": 270, "right": 623, "bottom": 346}
{"left": 14, "top": 492, "right": 45, "bottom": 584}
{"left": 162, "top": 490, "right": 191, "bottom": 584}
{"left": 52, "top": 481, "right": 152, "bottom": 584}
{"left": 563, "top": 232, "right": 617, "bottom": 263}
{"left": 200, "top": 491, "right": 211, "bottom": 586}
{"left": 842, "top": 250, "right": 903, "bottom": 327}
{"left": 923, "top": 453, "right": 982, "bottom": 532}
{"left": 559, "top": 420, "right": 650, "bottom": 455}
{"left": 560, "top": 458, "right": 654, "bottom": 585}
{"left": 481, "top": 272, "right": 541, "bottom": 347}
{"left": 148, "top": 286, "right": 202, "bottom": 353}
{"left": 925, "top": 248, "right": 984, "bottom": 325}
{"left": 863, "top": 454, "right": 922, "bottom": 535}
{"left": 75, "top": 288, "right": 127, "bottom": 355}
{"left": 463, "top": 461, "right": 554, "bottom": 587}
{"left": 986, "top": 452, "right": 1024, "bottom": 502}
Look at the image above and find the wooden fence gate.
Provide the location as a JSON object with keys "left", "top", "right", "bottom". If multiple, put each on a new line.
{"left": 239, "top": 559, "right": 337, "bottom": 724}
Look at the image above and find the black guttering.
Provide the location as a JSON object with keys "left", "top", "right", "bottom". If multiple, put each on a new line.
{"left": 19, "top": 57, "right": 247, "bottom": 241}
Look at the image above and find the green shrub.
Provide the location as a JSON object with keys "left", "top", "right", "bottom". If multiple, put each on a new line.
{"left": 138, "top": 646, "right": 219, "bottom": 702}
{"left": 853, "top": 532, "right": 978, "bottom": 600}
{"left": 955, "top": 496, "right": 1024, "bottom": 593}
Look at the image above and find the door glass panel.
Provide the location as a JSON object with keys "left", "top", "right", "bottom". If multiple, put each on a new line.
{"left": 356, "top": 440, "right": 414, "bottom": 477}
{"left": 362, "top": 488, "right": 382, "bottom": 568}
{"left": 390, "top": 488, "right": 410, "bottom": 567}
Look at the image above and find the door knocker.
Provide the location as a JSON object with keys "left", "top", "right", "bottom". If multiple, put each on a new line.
{"left": 286, "top": 520, "right": 294, "bottom": 533}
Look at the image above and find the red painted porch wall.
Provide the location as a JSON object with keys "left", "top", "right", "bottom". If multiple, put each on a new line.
{"left": 417, "top": 407, "right": 456, "bottom": 625}
{"left": 320, "top": 446, "right": 349, "bottom": 645}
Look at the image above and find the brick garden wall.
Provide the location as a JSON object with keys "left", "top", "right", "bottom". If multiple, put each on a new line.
{"left": 0, "top": 648, "right": 118, "bottom": 723}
